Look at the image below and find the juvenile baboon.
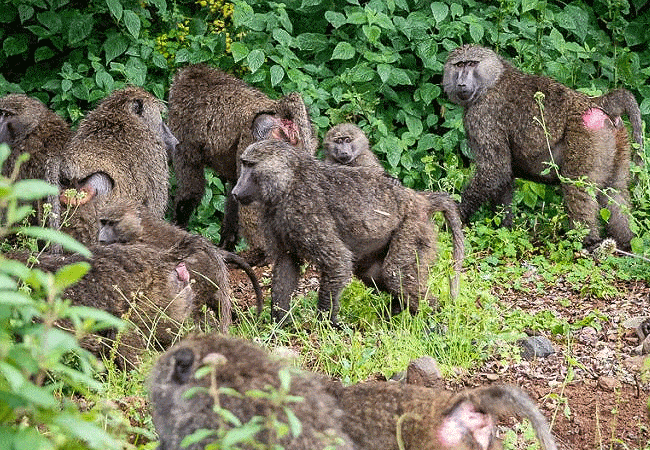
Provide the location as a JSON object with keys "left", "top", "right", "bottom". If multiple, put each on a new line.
{"left": 231, "top": 140, "right": 464, "bottom": 325}
{"left": 53, "top": 86, "right": 176, "bottom": 245}
{"left": 0, "top": 94, "right": 72, "bottom": 226}
{"left": 149, "top": 334, "right": 355, "bottom": 450}
{"left": 328, "top": 381, "right": 557, "bottom": 450}
{"left": 96, "top": 199, "right": 264, "bottom": 314}
{"left": 323, "top": 123, "right": 383, "bottom": 170}
{"left": 168, "top": 64, "right": 316, "bottom": 261}
{"left": 443, "top": 44, "right": 634, "bottom": 250}
{"left": 5, "top": 242, "right": 231, "bottom": 368}
{"left": 149, "top": 334, "right": 556, "bottom": 450}
{"left": 595, "top": 88, "right": 643, "bottom": 150}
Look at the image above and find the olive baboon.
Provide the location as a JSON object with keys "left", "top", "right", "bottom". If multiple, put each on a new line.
{"left": 594, "top": 88, "right": 644, "bottom": 153}
{"left": 443, "top": 44, "right": 634, "bottom": 250}
{"left": 149, "top": 334, "right": 556, "bottom": 450}
{"left": 0, "top": 94, "right": 72, "bottom": 226}
{"left": 168, "top": 64, "right": 316, "bottom": 261}
{"left": 323, "top": 123, "right": 383, "bottom": 170}
{"left": 231, "top": 140, "right": 464, "bottom": 325}
{"left": 5, "top": 242, "right": 231, "bottom": 368}
{"left": 96, "top": 199, "right": 264, "bottom": 314}
{"left": 148, "top": 334, "right": 355, "bottom": 450}
{"left": 53, "top": 86, "right": 176, "bottom": 245}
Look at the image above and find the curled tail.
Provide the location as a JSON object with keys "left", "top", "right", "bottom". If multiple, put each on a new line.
{"left": 423, "top": 191, "right": 464, "bottom": 298}
{"left": 219, "top": 250, "right": 265, "bottom": 315}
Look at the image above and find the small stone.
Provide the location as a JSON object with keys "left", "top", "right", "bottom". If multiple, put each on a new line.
{"left": 517, "top": 336, "right": 555, "bottom": 360}
{"left": 597, "top": 376, "right": 621, "bottom": 391}
{"left": 578, "top": 326, "right": 598, "bottom": 346}
{"left": 623, "top": 355, "right": 649, "bottom": 373}
{"left": 406, "top": 356, "right": 442, "bottom": 388}
{"left": 485, "top": 373, "right": 499, "bottom": 381}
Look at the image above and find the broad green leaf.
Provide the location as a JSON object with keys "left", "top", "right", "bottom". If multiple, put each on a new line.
{"left": 123, "top": 10, "right": 141, "bottom": 39}
{"left": 273, "top": 28, "right": 293, "bottom": 47}
{"left": 54, "top": 261, "right": 90, "bottom": 291}
{"left": 125, "top": 57, "right": 147, "bottom": 85}
{"left": 230, "top": 42, "right": 248, "bottom": 62}
{"left": 53, "top": 414, "right": 122, "bottom": 450}
{"left": 12, "top": 179, "right": 58, "bottom": 200}
{"left": 417, "top": 83, "right": 440, "bottom": 105}
{"left": 247, "top": 49, "right": 265, "bottom": 73}
{"left": 149, "top": 0, "right": 167, "bottom": 14}
{"left": 522, "top": 0, "right": 538, "bottom": 13}
{"left": 377, "top": 64, "right": 391, "bottom": 83}
{"left": 19, "top": 227, "right": 92, "bottom": 257}
{"left": 18, "top": 5, "right": 34, "bottom": 23}
{"left": 372, "top": 11, "right": 395, "bottom": 30}
{"left": 180, "top": 428, "right": 218, "bottom": 447}
{"left": 325, "top": 11, "right": 346, "bottom": 28}
{"left": 152, "top": 52, "right": 169, "bottom": 69}
{"left": 34, "top": 46, "right": 55, "bottom": 62}
{"left": 68, "top": 14, "right": 93, "bottom": 46}
{"left": 296, "top": 33, "right": 328, "bottom": 52}
{"left": 0, "top": 291, "right": 33, "bottom": 306}
{"left": 0, "top": 361, "right": 26, "bottom": 391}
{"left": 405, "top": 115, "right": 423, "bottom": 136}
{"left": 67, "top": 305, "right": 126, "bottom": 329}
{"left": 331, "top": 42, "right": 355, "bottom": 60}
{"left": 106, "top": 0, "right": 123, "bottom": 21}
{"left": 95, "top": 71, "right": 114, "bottom": 90}
{"left": 469, "top": 22, "right": 484, "bottom": 43}
{"left": 221, "top": 422, "right": 264, "bottom": 447}
{"left": 430, "top": 2, "right": 449, "bottom": 24}
{"left": 347, "top": 11, "right": 367, "bottom": 25}
{"left": 285, "top": 408, "right": 302, "bottom": 437}
{"left": 232, "top": 0, "right": 254, "bottom": 28}
{"left": 103, "top": 34, "right": 129, "bottom": 62}
{"left": 363, "top": 24, "right": 381, "bottom": 43}
{"left": 3, "top": 35, "right": 29, "bottom": 56}
{"left": 350, "top": 65, "right": 375, "bottom": 82}
{"left": 37, "top": 11, "right": 61, "bottom": 32}
{"left": 599, "top": 208, "right": 611, "bottom": 222}
{"left": 450, "top": 3, "right": 463, "bottom": 17}
{"left": 270, "top": 65, "right": 284, "bottom": 87}
{"left": 0, "top": 274, "right": 17, "bottom": 290}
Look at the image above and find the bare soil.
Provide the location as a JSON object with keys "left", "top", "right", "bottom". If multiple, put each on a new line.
{"left": 228, "top": 264, "right": 650, "bottom": 450}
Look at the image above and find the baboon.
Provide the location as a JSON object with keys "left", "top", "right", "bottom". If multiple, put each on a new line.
{"left": 4, "top": 242, "right": 231, "bottom": 368}
{"left": 323, "top": 123, "right": 383, "bottom": 170}
{"left": 149, "top": 334, "right": 557, "bottom": 450}
{"left": 594, "top": 88, "right": 645, "bottom": 164}
{"left": 168, "top": 64, "right": 316, "bottom": 262}
{"left": 231, "top": 140, "right": 464, "bottom": 325}
{"left": 443, "top": 44, "right": 634, "bottom": 250}
{"left": 96, "top": 199, "right": 264, "bottom": 314}
{"left": 0, "top": 94, "right": 72, "bottom": 226}
{"left": 148, "top": 334, "right": 355, "bottom": 450}
{"left": 53, "top": 86, "right": 176, "bottom": 246}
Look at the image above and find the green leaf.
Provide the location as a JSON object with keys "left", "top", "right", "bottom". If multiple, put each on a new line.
{"left": 34, "top": 46, "right": 55, "bottom": 62}
{"left": 3, "top": 35, "right": 29, "bottom": 56}
{"left": 66, "top": 305, "right": 125, "bottom": 330}
{"left": 54, "top": 262, "right": 90, "bottom": 291}
{"left": 363, "top": 25, "right": 381, "bottom": 43}
{"left": 106, "top": 0, "right": 123, "bottom": 21}
{"left": 149, "top": 0, "right": 167, "bottom": 14}
{"left": 469, "top": 22, "right": 484, "bottom": 43}
{"left": 125, "top": 57, "right": 147, "bottom": 85}
{"left": 180, "top": 428, "right": 218, "bottom": 448}
{"left": 285, "top": 408, "right": 302, "bottom": 437}
{"left": 416, "top": 83, "right": 440, "bottom": 105}
{"left": 270, "top": 65, "right": 285, "bottom": 87}
{"left": 123, "top": 10, "right": 141, "bottom": 39}
{"left": 103, "top": 34, "right": 129, "bottom": 63}
{"left": 0, "top": 291, "right": 33, "bottom": 306}
{"left": 325, "top": 11, "right": 346, "bottom": 28}
{"left": 331, "top": 42, "right": 355, "bottom": 60}
{"left": 95, "top": 71, "right": 114, "bottom": 90}
{"left": 599, "top": 208, "right": 611, "bottom": 222}
{"left": 19, "top": 227, "right": 92, "bottom": 257}
{"left": 430, "top": 2, "right": 449, "bottom": 23}
{"left": 12, "top": 179, "right": 58, "bottom": 200}
{"left": 53, "top": 414, "right": 122, "bottom": 450}
{"left": 221, "top": 422, "right": 263, "bottom": 447}
{"left": 377, "top": 64, "right": 391, "bottom": 83}
{"left": 247, "top": 49, "right": 265, "bottom": 73}
{"left": 230, "top": 42, "right": 248, "bottom": 62}
{"left": 522, "top": 0, "right": 538, "bottom": 13}
{"left": 37, "top": 11, "right": 61, "bottom": 32}
{"left": 68, "top": 14, "right": 93, "bottom": 46}
{"left": 232, "top": 0, "right": 255, "bottom": 28}
{"left": 18, "top": 5, "right": 34, "bottom": 23}
{"left": 273, "top": 28, "right": 293, "bottom": 47}
{"left": 295, "top": 33, "right": 328, "bottom": 52}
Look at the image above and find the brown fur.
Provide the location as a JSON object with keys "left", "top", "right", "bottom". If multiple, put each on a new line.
{"left": 594, "top": 88, "right": 644, "bottom": 156}
{"left": 97, "top": 199, "right": 264, "bottom": 315}
{"left": 167, "top": 64, "right": 316, "bottom": 263}
{"left": 443, "top": 44, "right": 634, "bottom": 250}
{"left": 231, "top": 140, "right": 464, "bottom": 325}
{"left": 149, "top": 334, "right": 557, "bottom": 450}
{"left": 323, "top": 123, "right": 383, "bottom": 170}
{"left": 54, "top": 86, "right": 175, "bottom": 246}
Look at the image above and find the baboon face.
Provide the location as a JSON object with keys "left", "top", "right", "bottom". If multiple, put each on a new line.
{"left": 0, "top": 96, "right": 30, "bottom": 145}
{"left": 323, "top": 123, "right": 369, "bottom": 165}
{"left": 442, "top": 45, "right": 503, "bottom": 107}
{"left": 97, "top": 202, "right": 143, "bottom": 244}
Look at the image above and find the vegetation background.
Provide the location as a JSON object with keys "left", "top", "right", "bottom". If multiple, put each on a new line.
{"left": 0, "top": 0, "right": 649, "bottom": 449}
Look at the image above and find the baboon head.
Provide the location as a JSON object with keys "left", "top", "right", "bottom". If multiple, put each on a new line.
{"left": 251, "top": 113, "right": 300, "bottom": 145}
{"left": 442, "top": 44, "right": 504, "bottom": 107}
{"left": 97, "top": 200, "right": 143, "bottom": 244}
{"left": 0, "top": 94, "right": 40, "bottom": 145}
{"left": 323, "top": 123, "right": 369, "bottom": 165}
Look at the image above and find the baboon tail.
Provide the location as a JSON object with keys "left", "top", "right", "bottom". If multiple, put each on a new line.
{"left": 44, "top": 154, "right": 62, "bottom": 252}
{"left": 423, "top": 191, "right": 464, "bottom": 298}
{"left": 466, "top": 384, "right": 557, "bottom": 450}
{"left": 279, "top": 93, "right": 317, "bottom": 153}
{"left": 222, "top": 251, "right": 265, "bottom": 315}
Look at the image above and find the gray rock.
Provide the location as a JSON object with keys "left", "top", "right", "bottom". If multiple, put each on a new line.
{"left": 517, "top": 336, "right": 555, "bottom": 360}
{"left": 406, "top": 356, "right": 442, "bottom": 388}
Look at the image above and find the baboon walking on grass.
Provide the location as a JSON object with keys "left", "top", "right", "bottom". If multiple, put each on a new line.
{"left": 443, "top": 44, "right": 634, "bottom": 250}
{"left": 167, "top": 64, "right": 316, "bottom": 263}
{"left": 231, "top": 140, "right": 464, "bottom": 326}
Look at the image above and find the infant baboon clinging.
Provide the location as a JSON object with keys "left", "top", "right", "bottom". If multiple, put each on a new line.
{"left": 323, "top": 123, "right": 383, "bottom": 170}
{"left": 149, "top": 334, "right": 556, "bottom": 450}
{"left": 96, "top": 199, "right": 264, "bottom": 314}
{"left": 53, "top": 86, "right": 176, "bottom": 246}
{"left": 5, "top": 242, "right": 230, "bottom": 368}
{"left": 443, "top": 44, "right": 634, "bottom": 250}
{"left": 148, "top": 334, "right": 355, "bottom": 450}
{"left": 231, "top": 140, "right": 464, "bottom": 326}
{"left": 168, "top": 64, "right": 316, "bottom": 262}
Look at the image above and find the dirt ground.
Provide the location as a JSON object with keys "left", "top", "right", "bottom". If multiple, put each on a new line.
{"left": 228, "top": 264, "right": 650, "bottom": 450}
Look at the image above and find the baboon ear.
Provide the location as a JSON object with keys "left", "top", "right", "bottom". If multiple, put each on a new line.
{"left": 170, "top": 347, "right": 195, "bottom": 384}
{"left": 438, "top": 400, "right": 494, "bottom": 450}
{"left": 132, "top": 98, "right": 144, "bottom": 116}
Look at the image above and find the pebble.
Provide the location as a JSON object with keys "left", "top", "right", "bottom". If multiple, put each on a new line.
{"left": 597, "top": 376, "right": 621, "bottom": 391}
{"left": 517, "top": 336, "right": 555, "bottom": 360}
{"left": 406, "top": 356, "right": 442, "bottom": 388}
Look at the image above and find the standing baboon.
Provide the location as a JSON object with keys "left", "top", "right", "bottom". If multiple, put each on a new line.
{"left": 231, "top": 140, "right": 464, "bottom": 325}
{"left": 168, "top": 64, "right": 316, "bottom": 262}
{"left": 96, "top": 199, "right": 264, "bottom": 314}
{"left": 53, "top": 86, "right": 176, "bottom": 245}
{"left": 594, "top": 88, "right": 644, "bottom": 161}
{"left": 149, "top": 334, "right": 355, "bottom": 450}
{"left": 328, "top": 381, "right": 557, "bottom": 450}
{"left": 443, "top": 44, "right": 634, "bottom": 250}
{"left": 149, "top": 334, "right": 556, "bottom": 450}
{"left": 323, "top": 123, "right": 383, "bottom": 170}
{"left": 4, "top": 242, "right": 231, "bottom": 368}
{"left": 0, "top": 94, "right": 72, "bottom": 226}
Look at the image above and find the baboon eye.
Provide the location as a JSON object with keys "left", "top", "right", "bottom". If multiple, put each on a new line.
{"left": 132, "top": 99, "right": 144, "bottom": 116}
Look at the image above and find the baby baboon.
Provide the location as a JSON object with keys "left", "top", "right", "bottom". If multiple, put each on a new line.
{"left": 443, "top": 44, "right": 634, "bottom": 250}
{"left": 231, "top": 140, "right": 464, "bottom": 325}
{"left": 328, "top": 381, "right": 557, "bottom": 450}
{"left": 168, "top": 64, "right": 316, "bottom": 261}
{"left": 54, "top": 86, "right": 176, "bottom": 245}
{"left": 148, "top": 334, "right": 354, "bottom": 450}
{"left": 323, "top": 123, "right": 383, "bottom": 170}
{"left": 0, "top": 94, "right": 72, "bottom": 226}
{"left": 149, "top": 334, "right": 556, "bottom": 450}
{"left": 96, "top": 199, "right": 264, "bottom": 314}
{"left": 5, "top": 242, "right": 229, "bottom": 368}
